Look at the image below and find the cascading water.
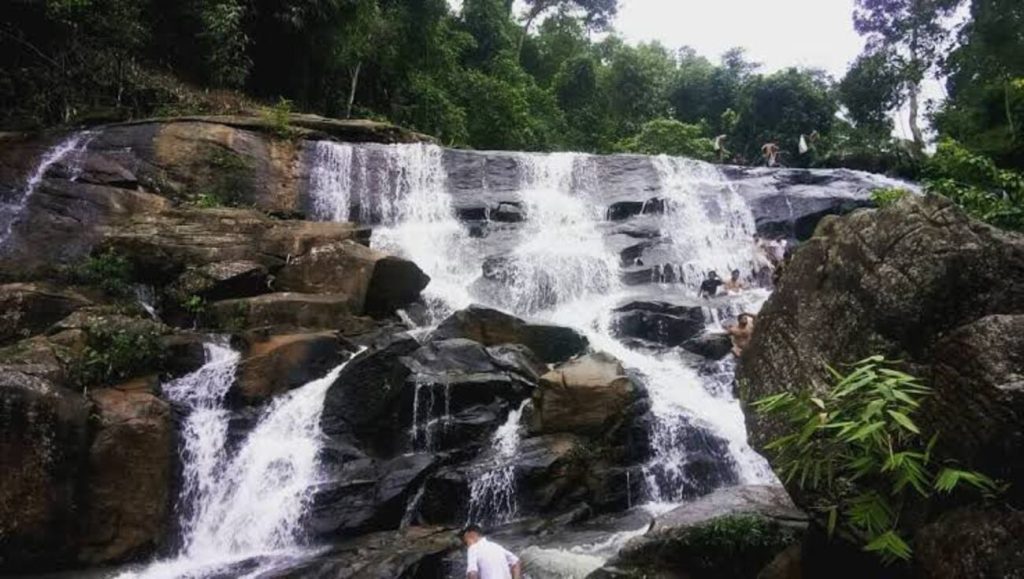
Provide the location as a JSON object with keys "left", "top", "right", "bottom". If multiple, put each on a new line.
{"left": 466, "top": 400, "right": 529, "bottom": 526}
{"left": 121, "top": 345, "right": 356, "bottom": 579}
{"left": 0, "top": 131, "right": 91, "bottom": 247}
{"left": 308, "top": 144, "right": 775, "bottom": 511}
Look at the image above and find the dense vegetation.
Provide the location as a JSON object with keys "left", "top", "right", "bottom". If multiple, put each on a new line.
{"left": 754, "top": 357, "right": 998, "bottom": 563}
{"left": 0, "top": 1, "right": 1021, "bottom": 185}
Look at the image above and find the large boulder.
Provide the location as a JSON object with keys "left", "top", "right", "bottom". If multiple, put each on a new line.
{"left": 738, "top": 194, "right": 1024, "bottom": 574}
{"left": 275, "top": 240, "right": 429, "bottom": 316}
{"left": 589, "top": 486, "right": 807, "bottom": 579}
{"left": 0, "top": 283, "right": 91, "bottom": 345}
{"left": 206, "top": 292, "right": 377, "bottom": 334}
{"left": 611, "top": 301, "right": 705, "bottom": 348}
{"left": 739, "top": 195, "right": 1024, "bottom": 500}
{"left": 166, "top": 260, "right": 270, "bottom": 303}
{"left": 0, "top": 369, "right": 90, "bottom": 571}
{"left": 77, "top": 378, "right": 173, "bottom": 564}
{"left": 531, "top": 352, "right": 638, "bottom": 436}
{"left": 432, "top": 305, "right": 588, "bottom": 364}
{"left": 233, "top": 332, "right": 350, "bottom": 405}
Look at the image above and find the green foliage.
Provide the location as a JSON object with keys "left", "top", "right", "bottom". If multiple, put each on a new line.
{"left": 870, "top": 187, "right": 911, "bottom": 208}
{"left": 924, "top": 139, "right": 1024, "bottom": 230}
{"left": 181, "top": 295, "right": 206, "bottom": 316}
{"left": 74, "top": 320, "right": 165, "bottom": 387}
{"left": 617, "top": 118, "right": 714, "bottom": 160}
{"left": 192, "top": 148, "right": 253, "bottom": 207}
{"left": 754, "top": 356, "right": 999, "bottom": 564}
{"left": 261, "top": 98, "right": 298, "bottom": 138}
{"left": 69, "top": 249, "right": 135, "bottom": 297}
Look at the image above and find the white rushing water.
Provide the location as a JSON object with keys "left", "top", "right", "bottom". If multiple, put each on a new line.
{"left": 0, "top": 131, "right": 92, "bottom": 248}
{"left": 307, "top": 143, "right": 776, "bottom": 513}
{"left": 121, "top": 344, "right": 355, "bottom": 579}
{"left": 467, "top": 400, "right": 529, "bottom": 526}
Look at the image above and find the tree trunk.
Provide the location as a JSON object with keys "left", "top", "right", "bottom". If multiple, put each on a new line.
{"left": 345, "top": 61, "right": 361, "bottom": 119}
{"left": 908, "top": 81, "right": 924, "bottom": 153}
{"left": 1007, "top": 80, "right": 1017, "bottom": 142}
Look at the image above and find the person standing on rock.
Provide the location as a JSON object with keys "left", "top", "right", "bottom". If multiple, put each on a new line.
{"left": 761, "top": 142, "right": 781, "bottom": 167}
{"left": 462, "top": 524, "right": 522, "bottom": 579}
{"left": 699, "top": 271, "right": 724, "bottom": 298}
{"left": 726, "top": 313, "right": 756, "bottom": 356}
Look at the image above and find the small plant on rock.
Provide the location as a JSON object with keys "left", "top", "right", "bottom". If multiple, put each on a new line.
{"left": 869, "top": 187, "right": 910, "bottom": 208}
{"left": 754, "top": 356, "right": 999, "bottom": 564}
{"left": 74, "top": 321, "right": 165, "bottom": 387}
{"left": 262, "top": 97, "right": 298, "bottom": 138}
{"left": 69, "top": 249, "right": 135, "bottom": 297}
{"left": 181, "top": 294, "right": 206, "bottom": 316}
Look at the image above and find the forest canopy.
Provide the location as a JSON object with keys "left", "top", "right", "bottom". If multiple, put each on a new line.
{"left": 1, "top": 0, "right": 1022, "bottom": 177}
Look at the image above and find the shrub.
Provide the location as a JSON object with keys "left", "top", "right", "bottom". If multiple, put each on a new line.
{"left": 617, "top": 118, "right": 715, "bottom": 160}
{"left": 74, "top": 320, "right": 165, "bottom": 387}
{"left": 191, "top": 148, "right": 252, "bottom": 207}
{"left": 181, "top": 294, "right": 206, "bottom": 316}
{"left": 924, "top": 140, "right": 1024, "bottom": 231}
{"left": 869, "top": 187, "right": 911, "bottom": 208}
{"left": 69, "top": 249, "right": 135, "bottom": 297}
{"left": 754, "top": 356, "right": 999, "bottom": 564}
{"left": 261, "top": 97, "right": 298, "bottom": 138}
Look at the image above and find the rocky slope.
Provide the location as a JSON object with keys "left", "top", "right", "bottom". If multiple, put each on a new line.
{"left": 0, "top": 115, "right": 915, "bottom": 576}
{"left": 738, "top": 194, "right": 1024, "bottom": 577}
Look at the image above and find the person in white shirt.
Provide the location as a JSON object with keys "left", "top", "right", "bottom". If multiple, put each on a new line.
{"left": 462, "top": 524, "right": 522, "bottom": 579}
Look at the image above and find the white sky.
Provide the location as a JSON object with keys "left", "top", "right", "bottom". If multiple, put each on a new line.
{"left": 613, "top": 0, "right": 865, "bottom": 78}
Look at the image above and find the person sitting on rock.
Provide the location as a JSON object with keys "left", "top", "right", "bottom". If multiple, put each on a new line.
{"left": 699, "top": 271, "right": 724, "bottom": 298}
{"left": 462, "top": 524, "right": 521, "bottom": 579}
{"left": 726, "top": 313, "right": 756, "bottom": 356}
{"left": 724, "top": 269, "right": 745, "bottom": 293}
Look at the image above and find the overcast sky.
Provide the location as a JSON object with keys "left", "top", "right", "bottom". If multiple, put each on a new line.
{"left": 614, "top": 0, "right": 864, "bottom": 78}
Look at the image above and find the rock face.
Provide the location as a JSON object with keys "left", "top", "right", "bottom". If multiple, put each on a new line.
{"left": 532, "top": 353, "right": 638, "bottom": 436}
{"left": 738, "top": 194, "right": 1024, "bottom": 574}
{"left": 234, "top": 332, "right": 350, "bottom": 404}
{"left": 78, "top": 379, "right": 173, "bottom": 564}
{"left": 0, "top": 283, "right": 91, "bottom": 345}
{"left": 590, "top": 486, "right": 807, "bottom": 579}
{"left": 433, "top": 305, "right": 588, "bottom": 364}
{"left": 611, "top": 301, "right": 705, "bottom": 347}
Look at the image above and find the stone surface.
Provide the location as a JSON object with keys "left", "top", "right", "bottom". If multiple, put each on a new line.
{"left": 611, "top": 301, "right": 705, "bottom": 348}
{"left": 167, "top": 260, "right": 270, "bottom": 303}
{"left": 0, "top": 283, "right": 91, "bottom": 345}
{"left": 590, "top": 486, "right": 807, "bottom": 579}
{"left": 433, "top": 305, "right": 588, "bottom": 364}
{"left": 0, "top": 369, "right": 90, "bottom": 571}
{"left": 233, "top": 332, "right": 349, "bottom": 405}
{"left": 276, "top": 240, "right": 429, "bottom": 316}
{"left": 532, "top": 352, "right": 637, "bottom": 436}
{"left": 206, "top": 292, "right": 376, "bottom": 334}
{"left": 681, "top": 331, "right": 734, "bottom": 360}
{"left": 77, "top": 379, "right": 173, "bottom": 564}
{"left": 914, "top": 509, "right": 1024, "bottom": 579}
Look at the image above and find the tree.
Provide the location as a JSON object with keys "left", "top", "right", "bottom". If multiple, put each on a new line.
{"left": 839, "top": 50, "right": 902, "bottom": 135}
{"left": 617, "top": 118, "right": 715, "bottom": 160}
{"left": 517, "top": 0, "right": 617, "bottom": 54}
{"left": 852, "top": 0, "right": 963, "bottom": 152}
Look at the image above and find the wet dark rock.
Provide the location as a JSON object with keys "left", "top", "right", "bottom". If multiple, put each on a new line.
{"left": 611, "top": 301, "right": 704, "bottom": 347}
{"left": 914, "top": 508, "right": 1024, "bottom": 579}
{"left": 491, "top": 202, "right": 525, "bottom": 222}
{"left": 0, "top": 283, "right": 91, "bottom": 345}
{"left": 310, "top": 453, "right": 436, "bottom": 536}
{"left": 206, "top": 292, "right": 377, "bottom": 334}
{"left": 681, "top": 331, "right": 733, "bottom": 360}
{"left": 433, "top": 305, "right": 588, "bottom": 364}
{"left": 606, "top": 198, "right": 667, "bottom": 221}
{"left": 320, "top": 332, "right": 420, "bottom": 449}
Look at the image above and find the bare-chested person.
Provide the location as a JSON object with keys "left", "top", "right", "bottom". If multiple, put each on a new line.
{"left": 761, "top": 142, "right": 780, "bottom": 167}
{"left": 723, "top": 269, "right": 745, "bottom": 293}
{"left": 726, "top": 313, "right": 756, "bottom": 356}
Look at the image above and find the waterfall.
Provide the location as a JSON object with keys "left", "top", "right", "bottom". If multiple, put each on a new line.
{"left": 0, "top": 131, "right": 91, "bottom": 248}
{"left": 307, "top": 143, "right": 776, "bottom": 513}
{"left": 466, "top": 401, "right": 528, "bottom": 526}
{"left": 121, "top": 345, "right": 356, "bottom": 578}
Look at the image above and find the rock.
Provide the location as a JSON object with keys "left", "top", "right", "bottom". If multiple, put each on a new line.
{"left": 276, "top": 240, "right": 429, "bottom": 316}
{"left": 532, "top": 352, "right": 637, "bottom": 436}
{"left": 739, "top": 195, "right": 1024, "bottom": 504}
{"left": 0, "top": 283, "right": 91, "bottom": 345}
{"left": 0, "top": 370, "right": 90, "bottom": 571}
{"left": 310, "top": 453, "right": 436, "bottom": 536}
{"left": 77, "top": 378, "right": 173, "bottom": 564}
{"left": 206, "top": 292, "right": 376, "bottom": 334}
{"left": 99, "top": 208, "right": 370, "bottom": 284}
{"left": 491, "top": 202, "right": 525, "bottom": 222}
{"left": 606, "top": 198, "right": 667, "bottom": 221}
{"left": 757, "top": 544, "right": 803, "bottom": 579}
{"left": 914, "top": 509, "right": 1024, "bottom": 579}
{"left": 320, "top": 332, "right": 421, "bottom": 449}
{"left": 738, "top": 195, "right": 1024, "bottom": 573}
{"left": 167, "top": 260, "right": 270, "bottom": 303}
{"left": 590, "top": 486, "right": 807, "bottom": 579}
{"left": 681, "top": 331, "right": 734, "bottom": 360}
{"left": 433, "top": 305, "right": 588, "bottom": 364}
{"left": 611, "top": 301, "right": 705, "bottom": 348}
{"left": 233, "top": 332, "right": 350, "bottom": 405}
{"left": 270, "top": 526, "right": 459, "bottom": 578}
{"left": 160, "top": 333, "right": 209, "bottom": 378}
